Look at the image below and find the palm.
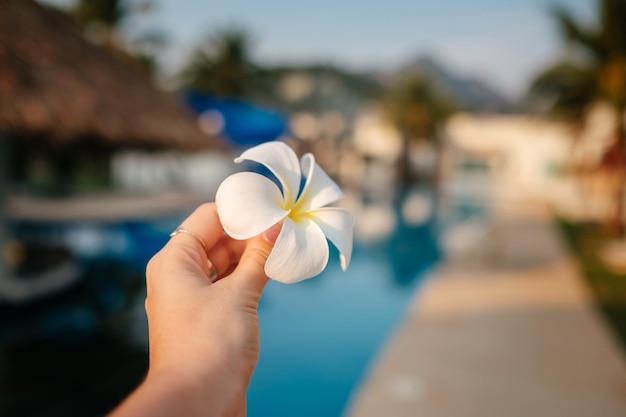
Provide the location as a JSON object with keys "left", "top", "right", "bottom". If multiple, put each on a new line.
{"left": 384, "top": 75, "right": 455, "bottom": 182}
{"left": 528, "top": 0, "right": 626, "bottom": 233}
{"left": 529, "top": 0, "right": 626, "bottom": 112}
{"left": 180, "top": 27, "right": 255, "bottom": 98}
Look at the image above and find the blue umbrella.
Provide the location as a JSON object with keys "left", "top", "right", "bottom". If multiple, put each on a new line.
{"left": 185, "top": 92, "right": 288, "bottom": 148}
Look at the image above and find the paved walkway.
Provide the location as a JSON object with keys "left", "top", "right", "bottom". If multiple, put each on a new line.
{"left": 346, "top": 200, "right": 626, "bottom": 417}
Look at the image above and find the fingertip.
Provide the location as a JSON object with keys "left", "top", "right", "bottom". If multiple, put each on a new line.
{"left": 233, "top": 233, "right": 275, "bottom": 294}
{"left": 262, "top": 222, "right": 283, "bottom": 245}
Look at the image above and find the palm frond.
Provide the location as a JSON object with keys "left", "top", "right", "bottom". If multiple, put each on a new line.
{"left": 551, "top": 5, "right": 605, "bottom": 62}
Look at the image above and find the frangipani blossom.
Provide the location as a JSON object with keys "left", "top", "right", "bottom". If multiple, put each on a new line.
{"left": 215, "top": 141, "right": 354, "bottom": 283}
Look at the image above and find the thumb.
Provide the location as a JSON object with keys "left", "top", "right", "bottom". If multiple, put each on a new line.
{"left": 233, "top": 223, "right": 282, "bottom": 294}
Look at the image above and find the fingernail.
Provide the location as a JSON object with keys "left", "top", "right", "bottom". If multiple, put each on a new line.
{"left": 262, "top": 222, "right": 282, "bottom": 244}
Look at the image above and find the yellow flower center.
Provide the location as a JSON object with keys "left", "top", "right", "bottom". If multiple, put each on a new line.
{"left": 286, "top": 194, "right": 310, "bottom": 224}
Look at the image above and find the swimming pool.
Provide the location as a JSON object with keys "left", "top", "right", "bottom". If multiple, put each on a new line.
{"left": 248, "top": 189, "right": 440, "bottom": 417}
{"left": 1, "top": 187, "right": 440, "bottom": 416}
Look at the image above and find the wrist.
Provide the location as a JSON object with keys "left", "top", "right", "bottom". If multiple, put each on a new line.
{"left": 109, "top": 363, "right": 236, "bottom": 417}
{"left": 145, "top": 366, "right": 231, "bottom": 417}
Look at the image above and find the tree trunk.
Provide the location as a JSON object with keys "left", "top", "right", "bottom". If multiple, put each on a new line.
{"left": 398, "top": 132, "right": 411, "bottom": 185}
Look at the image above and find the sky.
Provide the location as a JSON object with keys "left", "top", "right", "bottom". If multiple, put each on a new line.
{"left": 41, "top": 0, "right": 596, "bottom": 99}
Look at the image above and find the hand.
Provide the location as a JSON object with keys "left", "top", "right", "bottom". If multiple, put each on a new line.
{"left": 110, "top": 203, "right": 279, "bottom": 417}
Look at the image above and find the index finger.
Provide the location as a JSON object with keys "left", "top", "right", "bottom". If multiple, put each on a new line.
{"left": 167, "top": 203, "right": 224, "bottom": 254}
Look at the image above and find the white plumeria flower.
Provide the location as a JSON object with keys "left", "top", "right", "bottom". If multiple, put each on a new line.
{"left": 215, "top": 141, "right": 354, "bottom": 283}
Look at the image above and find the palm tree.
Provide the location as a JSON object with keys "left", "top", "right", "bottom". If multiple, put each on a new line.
{"left": 527, "top": 62, "right": 596, "bottom": 122}
{"left": 529, "top": 0, "right": 626, "bottom": 232}
{"left": 71, "top": 0, "right": 162, "bottom": 76}
{"left": 383, "top": 75, "right": 456, "bottom": 183}
{"left": 179, "top": 26, "right": 256, "bottom": 98}
{"left": 72, "top": 0, "right": 125, "bottom": 28}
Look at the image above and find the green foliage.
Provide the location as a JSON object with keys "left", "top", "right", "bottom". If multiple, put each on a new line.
{"left": 558, "top": 219, "right": 626, "bottom": 350}
{"left": 552, "top": 4, "right": 604, "bottom": 63}
{"left": 72, "top": 0, "right": 126, "bottom": 28}
{"left": 179, "top": 27, "right": 256, "bottom": 98}
{"left": 70, "top": 0, "right": 161, "bottom": 78}
{"left": 529, "top": 0, "right": 626, "bottom": 114}
{"left": 527, "top": 62, "right": 596, "bottom": 120}
{"left": 382, "top": 75, "right": 456, "bottom": 183}
{"left": 384, "top": 75, "right": 456, "bottom": 142}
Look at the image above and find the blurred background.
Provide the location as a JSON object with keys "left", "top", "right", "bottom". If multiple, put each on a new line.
{"left": 2, "top": 0, "right": 626, "bottom": 416}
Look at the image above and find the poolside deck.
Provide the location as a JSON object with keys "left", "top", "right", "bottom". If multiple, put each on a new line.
{"left": 346, "top": 198, "right": 626, "bottom": 416}
{"left": 8, "top": 192, "right": 208, "bottom": 222}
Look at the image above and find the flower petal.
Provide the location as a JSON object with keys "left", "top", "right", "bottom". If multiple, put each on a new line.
{"left": 307, "top": 207, "right": 354, "bottom": 271}
{"left": 234, "top": 141, "right": 302, "bottom": 207}
{"left": 298, "top": 153, "right": 344, "bottom": 211}
{"left": 216, "top": 172, "right": 288, "bottom": 240}
{"left": 265, "top": 217, "right": 329, "bottom": 283}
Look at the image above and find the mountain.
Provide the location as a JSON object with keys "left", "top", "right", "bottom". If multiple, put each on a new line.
{"left": 395, "top": 55, "right": 512, "bottom": 113}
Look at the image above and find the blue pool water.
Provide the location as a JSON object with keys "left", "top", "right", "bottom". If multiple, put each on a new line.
{"left": 3, "top": 189, "right": 440, "bottom": 417}
{"left": 249, "top": 200, "right": 440, "bottom": 416}
{"left": 250, "top": 253, "right": 435, "bottom": 416}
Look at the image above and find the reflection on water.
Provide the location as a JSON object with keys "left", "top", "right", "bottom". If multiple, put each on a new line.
{"left": 0, "top": 257, "right": 150, "bottom": 416}
{"left": 0, "top": 337, "right": 148, "bottom": 417}
{"left": 0, "top": 186, "right": 440, "bottom": 417}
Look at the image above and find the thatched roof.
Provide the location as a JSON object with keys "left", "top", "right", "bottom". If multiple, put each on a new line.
{"left": 0, "top": 0, "right": 224, "bottom": 150}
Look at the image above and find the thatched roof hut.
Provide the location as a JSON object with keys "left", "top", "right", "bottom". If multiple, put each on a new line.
{"left": 0, "top": 0, "right": 223, "bottom": 150}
